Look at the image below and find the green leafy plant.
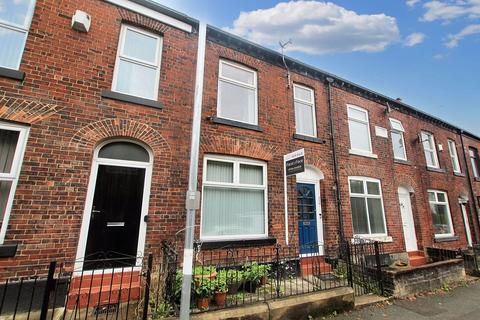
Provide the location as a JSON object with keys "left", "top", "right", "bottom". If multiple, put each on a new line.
{"left": 242, "top": 262, "right": 271, "bottom": 283}
{"left": 193, "top": 265, "right": 217, "bottom": 276}
{"left": 151, "top": 301, "right": 175, "bottom": 319}
{"left": 214, "top": 270, "right": 228, "bottom": 292}
{"left": 193, "top": 278, "right": 215, "bottom": 298}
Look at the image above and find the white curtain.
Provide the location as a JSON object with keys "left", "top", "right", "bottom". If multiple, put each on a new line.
{"left": 206, "top": 161, "right": 233, "bottom": 183}
{"left": 239, "top": 164, "right": 262, "bottom": 184}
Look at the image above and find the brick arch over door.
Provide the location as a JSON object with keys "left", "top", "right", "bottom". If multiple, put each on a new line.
{"left": 69, "top": 118, "right": 171, "bottom": 159}
{"left": 200, "top": 135, "right": 278, "bottom": 161}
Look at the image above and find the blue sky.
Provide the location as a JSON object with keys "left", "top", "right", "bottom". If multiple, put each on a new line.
{"left": 157, "top": 0, "right": 480, "bottom": 135}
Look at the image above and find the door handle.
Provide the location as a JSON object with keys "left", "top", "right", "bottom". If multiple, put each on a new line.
{"left": 92, "top": 210, "right": 101, "bottom": 213}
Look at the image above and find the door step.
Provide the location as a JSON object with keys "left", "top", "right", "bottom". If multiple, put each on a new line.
{"left": 67, "top": 271, "right": 141, "bottom": 309}
{"left": 407, "top": 251, "right": 427, "bottom": 267}
{"left": 300, "top": 256, "right": 332, "bottom": 276}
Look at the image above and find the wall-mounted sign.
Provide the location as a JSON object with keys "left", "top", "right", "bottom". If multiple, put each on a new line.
{"left": 284, "top": 148, "right": 305, "bottom": 176}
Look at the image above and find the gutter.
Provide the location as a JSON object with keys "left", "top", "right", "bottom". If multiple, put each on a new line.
{"left": 460, "top": 130, "right": 480, "bottom": 244}
{"left": 326, "top": 78, "right": 345, "bottom": 242}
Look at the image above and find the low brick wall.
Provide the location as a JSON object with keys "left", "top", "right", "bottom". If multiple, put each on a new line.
{"left": 382, "top": 259, "right": 465, "bottom": 297}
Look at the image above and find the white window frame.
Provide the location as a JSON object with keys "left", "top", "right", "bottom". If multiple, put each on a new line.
{"left": 447, "top": 139, "right": 461, "bottom": 174}
{"left": 428, "top": 190, "right": 454, "bottom": 238}
{"left": 200, "top": 154, "right": 268, "bottom": 241}
{"left": 111, "top": 24, "right": 163, "bottom": 100}
{"left": 469, "top": 148, "right": 480, "bottom": 178}
{"left": 0, "top": 0, "right": 36, "bottom": 70}
{"left": 348, "top": 176, "right": 388, "bottom": 237}
{"left": 347, "top": 105, "right": 375, "bottom": 157}
{"left": 0, "top": 122, "right": 30, "bottom": 244}
{"left": 217, "top": 60, "right": 258, "bottom": 125}
{"left": 421, "top": 131, "right": 440, "bottom": 169}
{"left": 389, "top": 118, "right": 407, "bottom": 161}
{"left": 293, "top": 84, "right": 317, "bottom": 137}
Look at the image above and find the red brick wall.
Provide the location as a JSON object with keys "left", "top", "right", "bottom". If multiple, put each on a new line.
{"left": 0, "top": 0, "right": 197, "bottom": 276}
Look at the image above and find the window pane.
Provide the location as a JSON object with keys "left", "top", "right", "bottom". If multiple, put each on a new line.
{"left": 351, "top": 197, "right": 369, "bottom": 234}
{"left": 0, "top": 129, "right": 20, "bottom": 174}
{"left": 294, "top": 86, "right": 312, "bottom": 102}
{"left": 218, "top": 81, "right": 256, "bottom": 124}
{"left": 431, "top": 203, "right": 452, "bottom": 235}
{"left": 115, "top": 59, "right": 157, "bottom": 99}
{"left": 98, "top": 142, "right": 149, "bottom": 162}
{"left": 206, "top": 160, "right": 233, "bottom": 183}
{"left": 389, "top": 119, "right": 404, "bottom": 132}
{"left": 424, "top": 150, "right": 436, "bottom": 167}
{"left": 428, "top": 192, "right": 436, "bottom": 202}
{"left": 239, "top": 164, "right": 263, "bottom": 185}
{"left": 0, "top": 26, "right": 26, "bottom": 69}
{"left": 392, "top": 131, "right": 406, "bottom": 159}
{"left": 123, "top": 28, "right": 158, "bottom": 64}
{"left": 367, "top": 198, "right": 385, "bottom": 234}
{"left": 220, "top": 63, "right": 254, "bottom": 85}
{"left": 366, "top": 181, "right": 380, "bottom": 195}
{"left": 349, "top": 120, "right": 371, "bottom": 151}
{"left": 0, "top": 0, "right": 34, "bottom": 26}
{"left": 350, "top": 180, "right": 364, "bottom": 194}
{"left": 348, "top": 107, "right": 367, "bottom": 121}
{"left": 202, "top": 187, "right": 265, "bottom": 237}
{"left": 437, "top": 192, "right": 446, "bottom": 202}
{"left": 0, "top": 180, "right": 13, "bottom": 221}
{"left": 295, "top": 101, "right": 315, "bottom": 136}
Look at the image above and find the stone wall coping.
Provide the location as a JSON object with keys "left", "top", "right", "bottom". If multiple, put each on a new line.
{"left": 384, "top": 258, "right": 463, "bottom": 276}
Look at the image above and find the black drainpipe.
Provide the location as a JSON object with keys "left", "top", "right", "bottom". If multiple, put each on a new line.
{"left": 326, "top": 77, "right": 345, "bottom": 243}
{"left": 460, "top": 130, "right": 480, "bottom": 244}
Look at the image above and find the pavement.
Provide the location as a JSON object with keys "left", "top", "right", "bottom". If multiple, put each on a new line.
{"left": 327, "top": 280, "right": 480, "bottom": 320}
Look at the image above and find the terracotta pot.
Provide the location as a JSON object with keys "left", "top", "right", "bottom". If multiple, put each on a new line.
{"left": 260, "top": 276, "right": 268, "bottom": 286}
{"left": 214, "top": 290, "right": 228, "bottom": 306}
{"left": 196, "top": 297, "right": 210, "bottom": 310}
{"left": 193, "top": 272, "right": 217, "bottom": 281}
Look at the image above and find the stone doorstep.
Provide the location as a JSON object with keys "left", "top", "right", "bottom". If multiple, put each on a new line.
{"left": 191, "top": 287, "right": 354, "bottom": 320}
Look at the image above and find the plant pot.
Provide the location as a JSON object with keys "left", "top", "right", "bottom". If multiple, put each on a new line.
{"left": 193, "top": 272, "right": 217, "bottom": 281}
{"left": 260, "top": 276, "right": 268, "bottom": 286}
{"left": 196, "top": 297, "right": 210, "bottom": 310}
{"left": 214, "top": 290, "right": 228, "bottom": 306}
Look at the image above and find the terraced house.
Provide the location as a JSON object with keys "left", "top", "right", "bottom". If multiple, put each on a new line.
{"left": 0, "top": 0, "right": 480, "bottom": 318}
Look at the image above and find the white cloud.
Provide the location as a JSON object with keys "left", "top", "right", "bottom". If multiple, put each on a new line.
{"left": 407, "top": 0, "right": 421, "bottom": 7}
{"left": 404, "top": 32, "right": 426, "bottom": 45}
{"left": 421, "top": 0, "right": 480, "bottom": 22}
{"left": 223, "top": 1, "right": 400, "bottom": 55}
{"left": 445, "top": 23, "right": 480, "bottom": 46}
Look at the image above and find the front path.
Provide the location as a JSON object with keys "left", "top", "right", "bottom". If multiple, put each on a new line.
{"left": 329, "top": 280, "right": 480, "bottom": 320}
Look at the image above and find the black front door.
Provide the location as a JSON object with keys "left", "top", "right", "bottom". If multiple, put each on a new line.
{"left": 84, "top": 164, "right": 145, "bottom": 270}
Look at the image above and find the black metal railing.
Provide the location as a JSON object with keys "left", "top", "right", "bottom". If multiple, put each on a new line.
{"left": 0, "top": 242, "right": 181, "bottom": 320}
{"left": 342, "top": 238, "right": 388, "bottom": 297}
{"left": 426, "top": 247, "right": 462, "bottom": 262}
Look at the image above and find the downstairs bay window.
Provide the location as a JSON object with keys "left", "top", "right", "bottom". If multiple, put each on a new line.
{"left": 200, "top": 156, "right": 267, "bottom": 240}
{"left": 0, "top": 122, "right": 29, "bottom": 243}
{"left": 349, "top": 177, "right": 387, "bottom": 237}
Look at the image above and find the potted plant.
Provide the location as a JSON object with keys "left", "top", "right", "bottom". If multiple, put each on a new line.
{"left": 194, "top": 277, "right": 215, "bottom": 310}
{"left": 213, "top": 270, "right": 228, "bottom": 306}
{"left": 225, "top": 269, "right": 244, "bottom": 294}
{"left": 193, "top": 265, "right": 217, "bottom": 281}
{"left": 258, "top": 263, "right": 271, "bottom": 285}
{"left": 242, "top": 262, "right": 263, "bottom": 293}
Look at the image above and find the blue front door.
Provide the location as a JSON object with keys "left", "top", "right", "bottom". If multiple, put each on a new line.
{"left": 297, "top": 183, "right": 319, "bottom": 254}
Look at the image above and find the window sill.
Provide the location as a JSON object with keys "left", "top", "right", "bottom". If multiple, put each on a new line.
{"left": 453, "top": 172, "right": 465, "bottom": 177}
{"left": 197, "top": 237, "right": 276, "bottom": 249}
{"left": 0, "top": 243, "right": 18, "bottom": 258}
{"left": 474, "top": 177, "right": 480, "bottom": 182}
{"left": 393, "top": 159, "right": 411, "bottom": 166}
{"left": 434, "top": 235, "right": 459, "bottom": 243}
{"left": 349, "top": 149, "right": 378, "bottom": 159}
{"left": 208, "top": 116, "right": 263, "bottom": 132}
{"left": 353, "top": 235, "right": 393, "bottom": 243}
{"left": 101, "top": 90, "right": 163, "bottom": 109}
{"left": 426, "top": 166, "right": 446, "bottom": 173}
{"left": 0, "top": 66, "right": 25, "bottom": 81}
{"left": 293, "top": 134, "right": 326, "bottom": 144}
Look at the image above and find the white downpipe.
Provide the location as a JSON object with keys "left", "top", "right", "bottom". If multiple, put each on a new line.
{"left": 179, "top": 21, "right": 207, "bottom": 320}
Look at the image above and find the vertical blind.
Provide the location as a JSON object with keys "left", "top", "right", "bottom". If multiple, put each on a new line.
{"left": 0, "top": 129, "right": 20, "bottom": 221}
{"left": 202, "top": 158, "right": 266, "bottom": 238}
